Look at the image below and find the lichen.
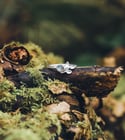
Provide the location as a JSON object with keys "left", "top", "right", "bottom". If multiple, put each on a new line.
{"left": 43, "top": 79, "right": 72, "bottom": 95}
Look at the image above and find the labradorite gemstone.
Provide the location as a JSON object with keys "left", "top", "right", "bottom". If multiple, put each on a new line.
{"left": 56, "top": 65, "right": 65, "bottom": 73}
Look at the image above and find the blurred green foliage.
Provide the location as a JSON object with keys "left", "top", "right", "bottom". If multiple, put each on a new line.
{"left": 0, "top": 0, "right": 125, "bottom": 64}
{"left": 112, "top": 75, "right": 125, "bottom": 100}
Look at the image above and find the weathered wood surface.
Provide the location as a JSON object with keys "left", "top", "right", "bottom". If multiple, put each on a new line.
{"left": 3, "top": 66, "right": 123, "bottom": 98}
{"left": 42, "top": 66, "right": 123, "bottom": 97}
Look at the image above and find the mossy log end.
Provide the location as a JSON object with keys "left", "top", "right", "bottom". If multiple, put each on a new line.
{"left": 42, "top": 66, "right": 123, "bottom": 97}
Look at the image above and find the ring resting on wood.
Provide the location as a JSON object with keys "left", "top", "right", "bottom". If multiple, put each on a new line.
{"left": 42, "top": 64, "right": 123, "bottom": 98}
{"left": 0, "top": 44, "right": 123, "bottom": 98}
{"left": 48, "top": 61, "right": 77, "bottom": 74}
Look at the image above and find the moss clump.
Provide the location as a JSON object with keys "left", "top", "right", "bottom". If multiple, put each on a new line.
{"left": 0, "top": 78, "right": 16, "bottom": 112}
{"left": 0, "top": 42, "right": 62, "bottom": 113}
{"left": 0, "top": 78, "right": 14, "bottom": 94}
{"left": 0, "top": 42, "right": 62, "bottom": 140}
{"left": 24, "top": 42, "right": 63, "bottom": 70}
{"left": 0, "top": 110, "right": 61, "bottom": 140}
{"left": 0, "top": 77, "right": 57, "bottom": 113}
{"left": 12, "top": 86, "right": 57, "bottom": 113}
{"left": 5, "top": 129, "right": 41, "bottom": 140}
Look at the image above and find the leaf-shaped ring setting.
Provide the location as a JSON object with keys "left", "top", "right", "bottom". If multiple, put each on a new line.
{"left": 48, "top": 61, "right": 77, "bottom": 74}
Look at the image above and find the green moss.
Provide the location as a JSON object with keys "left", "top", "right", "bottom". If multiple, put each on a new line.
{"left": 0, "top": 42, "right": 62, "bottom": 112}
{"left": 0, "top": 78, "right": 14, "bottom": 93}
{"left": 5, "top": 129, "right": 40, "bottom": 140}
{"left": 11, "top": 86, "right": 57, "bottom": 113}
{"left": 71, "top": 110, "right": 106, "bottom": 140}
{"left": 86, "top": 107, "right": 106, "bottom": 140}
{"left": 0, "top": 78, "right": 16, "bottom": 112}
{"left": 24, "top": 42, "right": 63, "bottom": 70}
{"left": 0, "top": 109, "right": 61, "bottom": 140}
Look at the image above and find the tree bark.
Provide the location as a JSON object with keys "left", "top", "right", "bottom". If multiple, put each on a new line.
{"left": 42, "top": 66, "right": 123, "bottom": 97}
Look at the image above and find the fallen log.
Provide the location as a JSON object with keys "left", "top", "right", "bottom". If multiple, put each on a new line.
{"left": 0, "top": 43, "right": 123, "bottom": 98}
{"left": 42, "top": 66, "right": 123, "bottom": 98}
{"left": 5, "top": 66, "right": 123, "bottom": 98}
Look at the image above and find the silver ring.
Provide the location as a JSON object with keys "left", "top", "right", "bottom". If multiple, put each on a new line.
{"left": 48, "top": 61, "right": 77, "bottom": 74}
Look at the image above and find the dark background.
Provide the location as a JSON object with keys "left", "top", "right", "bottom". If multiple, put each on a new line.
{"left": 0, "top": 0, "right": 125, "bottom": 65}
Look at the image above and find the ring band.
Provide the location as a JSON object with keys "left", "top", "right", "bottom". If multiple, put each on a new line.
{"left": 48, "top": 61, "right": 77, "bottom": 74}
